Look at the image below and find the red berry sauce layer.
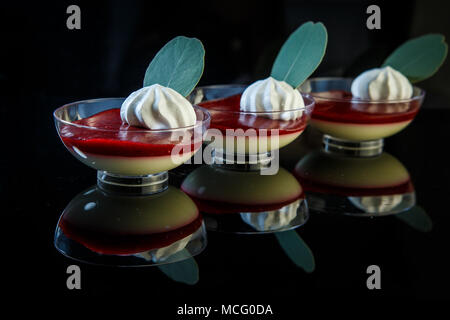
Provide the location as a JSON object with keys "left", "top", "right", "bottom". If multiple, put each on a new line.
{"left": 60, "top": 109, "right": 199, "bottom": 157}
{"left": 311, "top": 90, "right": 421, "bottom": 124}
{"left": 198, "top": 94, "right": 307, "bottom": 136}
{"left": 59, "top": 214, "right": 203, "bottom": 255}
{"left": 293, "top": 170, "right": 414, "bottom": 197}
{"left": 181, "top": 187, "right": 305, "bottom": 214}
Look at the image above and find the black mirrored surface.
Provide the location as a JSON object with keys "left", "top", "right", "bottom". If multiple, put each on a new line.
{"left": 3, "top": 0, "right": 450, "bottom": 310}
{"left": 4, "top": 106, "right": 449, "bottom": 307}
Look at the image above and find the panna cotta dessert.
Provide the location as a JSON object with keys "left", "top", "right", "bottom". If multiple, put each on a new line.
{"left": 56, "top": 97, "right": 209, "bottom": 176}
{"left": 192, "top": 81, "right": 315, "bottom": 155}
{"left": 54, "top": 36, "right": 210, "bottom": 193}
{"left": 189, "top": 21, "right": 327, "bottom": 158}
{"left": 305, "top": 33, "right": 447, "bottom": 142}
{"left": 55, "top": 185, "right": 207, "bottom": 265}
{"left": 293, "top": 150, "right": 415, "bottom": 215}
{"left": 305, "top": 75, "right": 424, "bottom": 142}
{"left": 181, "top": 165, "right": 308, "bottom": 233}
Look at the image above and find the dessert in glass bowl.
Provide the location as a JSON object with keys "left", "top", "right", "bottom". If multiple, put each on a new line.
{"left": 55, "top": 97, "right": 209, "bottom": 193}
{"left": 54, "top": 36, "right": 210, "bottom": 194}
{"left": 190, "top": 83, "right": 315, "bottom": 158}
{"left": 305, "top": 76, "right": 425, "bottom": 143}
{"left": 304, "top": 34, "right": 447, "bottom": 151}
{"left": 189, "top": 22, "right": 327, "bottom": 169}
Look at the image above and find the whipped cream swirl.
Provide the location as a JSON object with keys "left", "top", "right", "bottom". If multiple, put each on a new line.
{"left": 120, "top": 84, "right": 197, "bottom": 129}
{"left": 240, "top": 77, "right": 304, "bottom": 120}
{"left": 351, "top": 66, "right": 413, "bottom": 100}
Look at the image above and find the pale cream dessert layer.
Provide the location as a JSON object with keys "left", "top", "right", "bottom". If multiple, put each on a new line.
{"left": 69, "top": 149, "right": 197, "bottom": 176}
{"left": 310, "top": 119, "right": 412, "bottom": 141}
{"left": 206, "top": 131, "right": 303, "bottom": 154}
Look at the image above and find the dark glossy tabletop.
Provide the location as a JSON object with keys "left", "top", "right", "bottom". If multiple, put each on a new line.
{"left": 3, "top": 96, "right": 450, "bottom": 308}
{"left": 2, "top": 2, "right": 450, "bottom": 315}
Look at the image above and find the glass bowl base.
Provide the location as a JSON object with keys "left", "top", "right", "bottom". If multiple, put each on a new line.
{"left": 322, "top": 135, "right": 384, "bottom": 157}
{"left": 97, "top": 171, "right": 168, "bottom": 195}
{"left": 212, "top": 149, "right": 275, "bottom": 172}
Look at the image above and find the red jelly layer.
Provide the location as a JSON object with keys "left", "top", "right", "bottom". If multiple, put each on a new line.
{"left": 199, "top": 94, "right": 307, "bottom": 135}
{"left": 311, "top": 90, "right": 421, "bottom": 124}
{"left": 59, "top": 214, "right": 203, "bottom": 255}
{"left": 294, "top": 171, "right": 414, "bottom": 197}
{"left": 60, "top": 109, "right": 199, "bottom": 157}
{"left": 182, "top": 190, "right": 305, "bottom": 214}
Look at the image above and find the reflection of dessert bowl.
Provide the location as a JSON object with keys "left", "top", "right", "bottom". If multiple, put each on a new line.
{"left": 54, "top": 98, "right": 210, "bottom": 176}
{"left": 55, "top": 185, "right": 207, "bottom": 265}
{"left": 304, "top": 77, "right": 424, "bottom": 141}
{"left": 191, "top": 84, "right": 314, "bottom": 155}
{"left": 294, "top": 150, "right": 415, "bottom": 215}
{"left": 181, "top": 165, "right": 308, "bottom": 232}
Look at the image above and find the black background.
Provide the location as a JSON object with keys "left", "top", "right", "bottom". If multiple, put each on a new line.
{"left": 2, "top": 0, "right": 450, "bottom": 311}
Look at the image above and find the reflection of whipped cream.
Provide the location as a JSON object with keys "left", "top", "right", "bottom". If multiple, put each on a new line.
{"left": 348, "top": 195, "right": 403, "bottom": 214}
{"left": 240, "top": 199, "right": 300, "bottom": 231}
{"left": 136, "top": 234, "right": 192, "bottom": 263}
{"left": 351, "top": 66, "right": 413, "bottom": 100}
{"left": 240, "top": 77, "right": 304, "bottom": 120}
{"left": 120, "top": 84, "right": 196, "bottom": 129}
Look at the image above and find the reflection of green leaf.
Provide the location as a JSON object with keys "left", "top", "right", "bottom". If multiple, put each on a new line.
{"left": 158, "top": 249, "right": 199, "bottom": 285}
{"left": 382, "top": 34, "right": 448, "bottom": 83}
{"left": 275, "top": 230, "right": 315, "bottom": 273}
{"left": 396, "top": 206, "right": 433, "bottom": 232}
{"left": 143, "top": 36, "right": 205, "bottom": 96}
{"left": 271, "top": 21, "right": 327, "bottom": 88}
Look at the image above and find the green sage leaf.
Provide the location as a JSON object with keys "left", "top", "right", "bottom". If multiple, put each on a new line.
{"left": 271, "top": 21, "right": 327, "bottom": 88}
{"left": 382, "top": 34, "right": 448, "bottom": 83}
{"left": 143, "top": 36, "right": 205, "bottom": 96}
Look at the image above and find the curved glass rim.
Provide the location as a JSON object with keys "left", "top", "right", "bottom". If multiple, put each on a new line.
{"left": 305, "top": 77, "right": 425, "bottom": 104}
{"left": 194, "top": 84, "right": 315, "bottom": 115}
{"left": 53, "top": 97, "right": 211, "bottom": 133}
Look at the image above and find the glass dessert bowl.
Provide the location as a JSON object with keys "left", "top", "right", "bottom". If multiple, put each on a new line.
{"left": 189, "top": 85, "right": 315, "bottom": 166}
{"left": 302, "top": 77, "right": 425, "bottom": 150}
{"left": 54, "top": 98, "right": 210, "bottom": 194}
